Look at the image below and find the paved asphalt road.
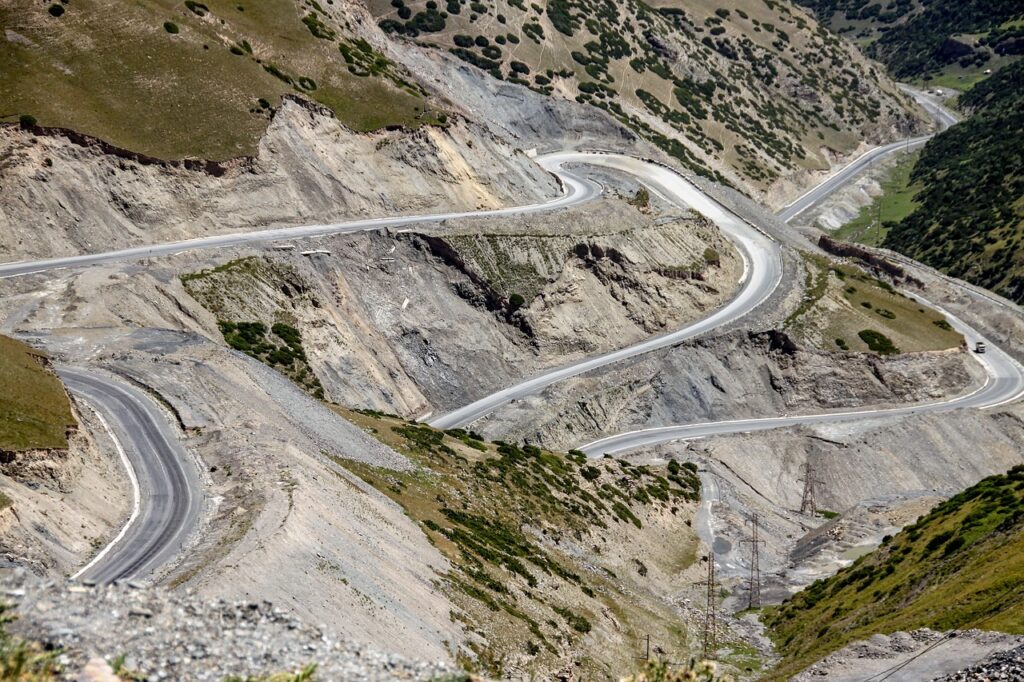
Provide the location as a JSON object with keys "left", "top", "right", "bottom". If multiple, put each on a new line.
{"left": 777, "top": 88, "right": 958, "bottom": 224}
{"left": 578, "top": 93, "right": 1024, "bottom": 458}
{"left": 10, "top": 95, "right": 993, "bottom": 581}
{"left": 60, "top": 369, "right": 203, "bottom": 585}
{"left": 0, "top": 168, "right": 600, "bottom": 280}
{"left": 429, "top": 152, "right": 783, "bottom": 429}
{"left": 579, "top": 295, "right": 1024, "bottom": 456}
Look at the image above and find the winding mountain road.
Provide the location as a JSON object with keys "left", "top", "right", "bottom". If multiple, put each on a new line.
{"left": 60, "top": 369, "right": 203, "bottom": 585}
{"left": 779, "top": 88, "right": 958, "bottom": 224}
{"left": 579, "top": 300, "right": 1024, "bottom": 456}
{"left": 7, "top": 91, "right": 1011, "bottom": 584}
{"left": 429, "top": 153, "right": 783, "bottom": 429}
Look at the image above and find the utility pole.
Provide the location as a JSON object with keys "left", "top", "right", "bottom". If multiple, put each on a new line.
{"left": 740, "top": 514, "right": 765, "bottom": 609}
{"left": 635, "top": 633, "right": 650, "bottom": 663}
{"left": 799, "top": 461, "right": 824, "bottom": 516}
{"left": 697, "top": 554, "right": 718, "bottom": 659}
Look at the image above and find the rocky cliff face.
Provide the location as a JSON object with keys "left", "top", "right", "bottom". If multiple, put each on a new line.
{"left": 0, "top": 403, "right": 129, "bottom": 578}
{"left": 477, "top": 329, "right": 978, "bottom": 449}
{"left": 179, "top": 197, "right": 742, "bottom": 416}
{"left": 0, "top": 100, "right": 556, "bottom": 262}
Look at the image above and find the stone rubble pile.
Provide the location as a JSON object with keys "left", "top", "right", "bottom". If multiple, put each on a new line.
{"left": 2, "top": 571, "right": 464, "bottom": 681}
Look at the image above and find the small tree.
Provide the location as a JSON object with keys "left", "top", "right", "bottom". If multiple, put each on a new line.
{"left": 508, "top": 293, "right": 526, "bottom": 312}
{"left": 18, "top": 114, "right": 37, "bottom": 129}
{"left": 164, "top": 21, "right": 179, "bottom": 33}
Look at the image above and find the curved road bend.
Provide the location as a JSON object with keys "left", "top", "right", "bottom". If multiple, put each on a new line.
{"left": 579, "top": 301, "right": 1024, "bottom": 456}
{"left": 0, "top": 169, "right": 600, "bottom": 280}
{"left": 61, "top": 369, "right": 203, "bottom": 585}
{"left": 429, "top": 153, "right": 783, "bottom": 429}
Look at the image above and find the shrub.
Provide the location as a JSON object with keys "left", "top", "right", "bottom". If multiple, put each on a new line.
{"left": 858, "top": 329, "right": 900, "bottom": 355}
{"left": 18, "top": 114, "right": 37, "bottom": 129}
{"left": 933, "top": 319, "right": 953, "bottom": 331}
{"left": 581, "top": 466, "right": 601, "bottom": 481}
{"left": 164, "top": 21, "right": 179, "bottom": 33}
{"left": 453, "top": 34, "right": 474, "bottom": 47}
{"left": 508, "top": 293, "right": 526, "bottom": 311}
{"left": 474, "top": 35, "right": 489, "bottom": 47}
{"left": 185, "top": 1, "right": 209, "bottom": 16}
{"left": 48, "top": 3, "right": 65, "bottom": 17}
{"left": 703, "top": 247, "right": 720, "bottom": 266}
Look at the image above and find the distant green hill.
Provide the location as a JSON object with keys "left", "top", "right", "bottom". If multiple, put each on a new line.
{"left": 793, "top": 0, "right": 1023, "bottom": 87}
{"left": 764, "top": 465, "right": 1024, "bottom": 680}
{"left": 882, "top": 60, "right": 1024, "bottom": 303}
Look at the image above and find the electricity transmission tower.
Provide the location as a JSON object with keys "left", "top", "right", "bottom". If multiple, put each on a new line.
{"left": 741, "top": 513, "right": 765, "bottom": 609}
{"left": 697, "top": 554, "right": 718, "bottom": 659}
{"left": 799, "top": 461, "right": 824, "bottom": 515}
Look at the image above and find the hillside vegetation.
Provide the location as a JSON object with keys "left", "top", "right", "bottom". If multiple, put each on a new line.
{"left": 334, "top": 409, "right": 743, "bottom": 679}
{"left": 883, "top": 60, "right": 1024, "bottom": 303}
{"left": 369, "top": 0, "right": 922, "bottom": 192}
{"left": 783, "top": 255, "right": 963, "bottom": 354}
{"left": 765, "top": 465, "right": 1024, "bottom": 679}
{"left": 1, "top": 0, "right": 444, "bottom": 159}
{"left": 793, "top": 0, "right": 1024, "bottom": 87}
{"left": 0, "top": 335, "right": 75, "bottom": 453}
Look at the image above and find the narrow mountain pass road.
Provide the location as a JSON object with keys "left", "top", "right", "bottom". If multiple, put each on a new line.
{"left": 429, "top": 152, "right": 783, "bottom": 429}
{"left": 779, "top": 87, "right": 958, "bottom": 224}
{"left": 60, "top": 369, "right": 203, "bottom": 585}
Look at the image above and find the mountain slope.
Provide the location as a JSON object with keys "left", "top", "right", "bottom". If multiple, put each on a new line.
{"left": 764, "top": 465, "right": 1024, "bottom": 679}
{"left": 0, "top": 0, "right": 445, "bottom": 159}
{"left": 792, "top": 0, "right": 1024, "bottom": 87}
{"left": 882, "top": 60, "right": 1024, "bottom": 303}
{"left": 370, "top": 0, "right": 925, "bottom": 196}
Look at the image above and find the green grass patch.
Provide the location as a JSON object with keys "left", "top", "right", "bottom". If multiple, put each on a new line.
{"left": 834, "top": 151, "right": 921, "bottom": 247}
{"left": 0, "top": 0, "right": 441, "bottom": 159}
{"left": 0, "top": 335, "right": 76, "bottom": 452}
{"left": 786, "top": 254, "right": 963, "bottom": 353}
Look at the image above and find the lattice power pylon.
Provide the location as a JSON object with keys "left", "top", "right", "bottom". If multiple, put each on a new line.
{"left": 741, "top": 513, "right": 765, "bottom": 609}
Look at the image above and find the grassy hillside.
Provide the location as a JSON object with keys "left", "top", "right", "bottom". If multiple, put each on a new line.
{"left": 764, "top": 465, "right": 1024, "bottom": 679}
{"left": 0, "top": 335, "right": 75, "bottom": 452}
{"left": 0, "top": 0, "right": 444, "bottom": 159}
{"left": 332, "top": 409, "right": 753, "bottom": 679}
{"left": 368, "top": 0, "right": 921, "bottom": 190}
{"left": 882, "top": 60, "right": 1024, "bottom": 303}
{"left": 793, "top": 0, "right": 1024, "bottom": 87}
{"left": 783, "top": 255, "right": 963, "bottom": 353}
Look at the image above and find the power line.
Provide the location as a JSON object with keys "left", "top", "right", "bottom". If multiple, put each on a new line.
{"left": 859, "top": 589, "right": 1024, "bottom": 682}
{"left": 799, "top": 461, "right": 824, "bottom": 515}
{"left": 741, "top": 513, "right": 765, "bottom": 609}
{"left": 696, "top": 554, "right": 718, "bottom": 659}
